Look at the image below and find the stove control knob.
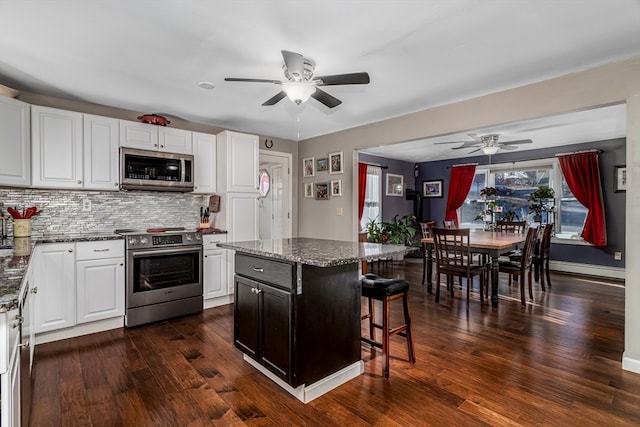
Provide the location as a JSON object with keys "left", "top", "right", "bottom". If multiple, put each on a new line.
{"left": 195, "top": 234, "right": 202, "bottom": 241}
{"left": 185, "top": 234, "right": 193, "bottom": 241}
{"left": 128, "top": 237, "right": 137, "bottom": 246}
{"left": 139, "top": 237, "right": 148, "bottom": 245}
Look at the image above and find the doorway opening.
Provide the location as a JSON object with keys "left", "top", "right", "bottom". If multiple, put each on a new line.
{"left": 258, "top": 150, "right": 292, "bottom": 240}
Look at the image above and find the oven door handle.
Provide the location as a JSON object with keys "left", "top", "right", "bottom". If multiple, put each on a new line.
{"left": 131, "top": 246, "right": 202, "bottom": 258}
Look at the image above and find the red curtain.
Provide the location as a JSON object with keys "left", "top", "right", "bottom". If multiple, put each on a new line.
{"left": 358, "top": 163, "right": 368, "bottom": 221}
{"left": 558, "top": 151, "right": 607, "bottom": 246}
{"left": 445, "top": 164, "right": 477, "bottom": 227}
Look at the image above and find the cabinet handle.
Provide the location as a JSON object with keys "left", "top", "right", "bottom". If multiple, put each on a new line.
{"left": 12, "top": 315, "right": 24, "bottom": 327}
{"left": 250, "top": 287, "right": 262, "bottom": 294}
{"left": 77, "top": 180, "right": 82, "bottom": 184}
{"left": 114, "top": 182, "right": 119, "bottom": 187}
{"left": 68, "top": 248, "right": 73, "bottom": 252}
{"left": 160, "top": 145, "right": 164, "bottom": 148}
{"left": 31, "top": 286, "right": 38, "bottom": 294}
{"left": 154, "top": 144, "right": 158, "bottom": 147}
{"left": 119, "top": 263, "right": 124, "bottom": 266}
{"left": 19, "top": 341, "right": 29, "bottom": 349}
{"left": 255, "top": 288, "right": 262, "bottom": 294}
{"left": 253, "top": 267, "right": 264, "bottom": 273}
{"left": 93, "top": 248, "right": 110, "bottom": 252}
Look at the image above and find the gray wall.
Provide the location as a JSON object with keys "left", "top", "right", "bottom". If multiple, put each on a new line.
{"left": 416, "top": 138, "right": 626, "bottom": 268}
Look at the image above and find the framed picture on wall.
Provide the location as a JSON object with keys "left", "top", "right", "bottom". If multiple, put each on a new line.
{"left": 615, "top": 165, "right": 626, "bottom": 192}
{"left": 314, "top": 182, "right": 329, "bottom": 200}
{"left": 386, "top": 173, "right": 404, "bottom": 196}
{"left": 331, "top": 179, "right": 342, "bottom": 196}
{"left": 329, "top": 151, "right": 343, "bottom": 174}
{"left": 317, "top": 157, "right": 329, "bottom": 172}
{"left": 423, "top": 179, "right": 443, "bottom": 198}
{"left": 304, "top": 182, "right": 313, "bottom": 198}
{"left": 303, "top": 156, "right": 315, "bottom": 177}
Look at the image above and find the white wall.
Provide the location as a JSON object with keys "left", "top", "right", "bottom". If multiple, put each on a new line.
{"left": 297, "top": 55, "right": 640, "bottom": 374}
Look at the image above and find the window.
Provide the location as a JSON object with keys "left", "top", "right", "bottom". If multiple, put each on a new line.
{"left": 458, "top": 158, "right": 588, "bottom": 241}
{"left": 360, "top": 165, "right": 382, "bottom": 230}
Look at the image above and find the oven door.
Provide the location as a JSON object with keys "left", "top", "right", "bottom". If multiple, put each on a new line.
{"left": 126, "top": 245, "right": 203, "bottom": 308}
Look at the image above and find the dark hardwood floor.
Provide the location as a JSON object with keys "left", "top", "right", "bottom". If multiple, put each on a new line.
{"left": 30, "top": 260, "right": 640, "bottom": 426}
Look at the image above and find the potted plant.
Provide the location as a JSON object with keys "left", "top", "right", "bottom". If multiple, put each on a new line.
{"left": 528, "top": 186, "right": 555, "bottom": 222}
{"left": 365, "top": 217, "right": 383, "bottom": 243}
{"left": 381, "top": 214, "right": 417, "bottom": 245}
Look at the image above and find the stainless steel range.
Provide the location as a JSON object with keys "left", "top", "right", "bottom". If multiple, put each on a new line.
{"left": 116, "top": 227, "right": 203, "bottom": 327}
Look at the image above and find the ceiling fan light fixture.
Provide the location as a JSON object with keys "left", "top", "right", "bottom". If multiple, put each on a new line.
{"left": 282, "top": 81, "right": 316, "bottom": 105}
{"left": 481, "top": 145, "right": 500, "bottom": 155}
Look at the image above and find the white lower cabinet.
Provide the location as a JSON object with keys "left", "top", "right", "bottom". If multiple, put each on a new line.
{"left": 34, "top": 240, "right": 125, "bottom": 342}
{"left": 203, "top": 234, "right": 227, "bottom": 301}
{"left": 76, "top": 240, "right": 125, "bottom": 324}
{"left": 34, "top": 243, "right": 76, "bottom": 333}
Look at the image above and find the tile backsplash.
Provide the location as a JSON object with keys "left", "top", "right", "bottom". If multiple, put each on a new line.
{"left": 1, "top": 187, "right": 209, "bottom": 238}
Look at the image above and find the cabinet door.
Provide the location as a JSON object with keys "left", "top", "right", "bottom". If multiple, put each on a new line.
{"left": 218, "top": 131, "right": 258, "bottom": 192}
{"left": 0, "top": 96, "right": 30, "bottom": 187}
{"left": 34, "top": 243, "right": 76, "bottom": 333}
{"left": 0, "top": 339, "right": 20, "bottom": 427}
{"left": 203, "top": 249, "right": 226, "bottom": 300}
{"left": 76, "top": 258, "right": 125, "bottom": 324}
{"left": 234, "top": 276, "right": 259, "bottom": 358}
{"left": 158, "top": 127, "right": 192, "bottom": 154}
{"left": 31, "top": 105, "right": 83, "bottom": 188}
{"left": 228, "top": 193, "right": 259, "bottom": 242}
{"left": 119, "top": 119, "right": 158, "bottom": 150}
{"left": 83, "top": 114, "right": 120, "bottom": 190}
{"left": 193, "top": 132, "right": 217, "bottom": 194}
{"left": 259, "top": 283, "right": 293, "bottom": 382}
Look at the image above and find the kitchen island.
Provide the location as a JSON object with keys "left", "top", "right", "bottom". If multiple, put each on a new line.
{"left": 217, "top": 237, "right": 412, "bottom": 403}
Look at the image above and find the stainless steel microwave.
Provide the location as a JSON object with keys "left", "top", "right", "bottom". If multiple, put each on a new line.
{"left": 120, "top": 147, "right": 194, "bottom": 192}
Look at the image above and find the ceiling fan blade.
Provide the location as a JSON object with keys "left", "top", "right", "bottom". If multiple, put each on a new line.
{"left": 262, "top": 91, "right": 287, "bottom": 106}
{"left": 450, "top": 141, "right": 483, "bottom": 149}
{"left": 315, "top": 72, "right": 370, "bottom": 86}
{"left": 500, "top": 139, "right": 533, "bottom": 145}
{"left": 281, "top": 50, "right": 305, "bottom": 81}
{"left": 311, "top": 88, "right": 342, "bottom": 108}
{"left": 468, "top": 148, "right": 482, "bottom": 154}
{"left": 225, "top": 77, "right": 281, "bottom": 84}
{"left": 500, "top": 145, "right": 518, "bottom": 151}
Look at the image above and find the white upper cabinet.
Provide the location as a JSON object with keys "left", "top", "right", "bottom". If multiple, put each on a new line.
{"left": 83, "top": 114, "right": 119, "bottom": 190}
{"left": 158, "top": 126, "right": 192, "bottom": 154}
{"left": 216, "top": 130, "right": 259, "bottom": 193}
{"left": 31, "top": 105, "right": 83, "bottom": 189}
{"left": 193, "top": 131, "right": 217, "bottom": 194}
{"left": 0, "top": 96, "right": 30, "bottom": 187}
{"left": 120, "top": 120, "right": 192, "bottom": 154}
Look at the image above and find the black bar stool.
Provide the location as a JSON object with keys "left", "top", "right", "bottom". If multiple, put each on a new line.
{"left": 361, "top": 273, "right": 416, "bottom": 378}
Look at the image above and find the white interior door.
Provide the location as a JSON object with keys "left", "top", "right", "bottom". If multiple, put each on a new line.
{"left": 259, "top": 151, "right": 292, "bottom": 239}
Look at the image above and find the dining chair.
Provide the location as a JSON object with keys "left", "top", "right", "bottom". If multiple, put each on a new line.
{"left": 495, "top": 220, "right": 527, "bottom": 234}
{"left": 442, "top": 220, "right": 456, "bottom": 229}
{"left": 533, "top": 223, "right": 554, "bottom": 290}
{"left": 432, "top": 227, "right": 488, "bottom": 305}
{"left": 498, "top": 226, "right": 538, "bottom": 306}
{"left": 420, "top": 221, "right": 436, "bottom": 285}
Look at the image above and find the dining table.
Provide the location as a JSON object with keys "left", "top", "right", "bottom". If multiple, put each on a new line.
{"left": 421, "top": 230, "right": 527, "bottom": 307}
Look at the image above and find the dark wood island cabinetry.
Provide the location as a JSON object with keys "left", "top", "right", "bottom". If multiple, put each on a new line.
{"left": 218, "top": 238, "right": 411, "bottom": 403}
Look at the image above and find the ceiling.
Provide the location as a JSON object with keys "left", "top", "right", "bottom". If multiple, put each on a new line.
{"left": 1, "top": 1, "right": 639, "bottom": 160}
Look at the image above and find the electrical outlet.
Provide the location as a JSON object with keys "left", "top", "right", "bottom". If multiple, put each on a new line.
{"left": 82, "top": 199, "right": 91, "bottom": 212}
{"left": 614, "top": 251, "right": 622, "bottom": 261}
{"left": 336, "top": 208, "right": 343, "bottom": 216}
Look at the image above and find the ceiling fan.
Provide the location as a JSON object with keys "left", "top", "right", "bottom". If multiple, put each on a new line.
{"left": 225, "top": 50, "right": 370, "bottom": 108}
{"left": 436, "top": 134, "right": 533, "bottom": 155}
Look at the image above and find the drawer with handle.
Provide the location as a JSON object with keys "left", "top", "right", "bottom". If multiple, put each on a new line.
{"left": 76, "top": 240, "right": 125, "bottom": 260}
{"left": 235, "top": 253, "right": 294, "bottom": 290}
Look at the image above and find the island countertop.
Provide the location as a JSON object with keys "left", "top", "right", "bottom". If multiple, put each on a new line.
{"left": 217, "top": 237, "right": 414, "bottom": 267}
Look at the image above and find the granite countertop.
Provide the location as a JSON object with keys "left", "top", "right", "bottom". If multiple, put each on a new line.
{"left": 218, "top": 237, "right": 415, "bottom": 268}
{"left": 0, "top": 233, "right": 124, "bottom": 311}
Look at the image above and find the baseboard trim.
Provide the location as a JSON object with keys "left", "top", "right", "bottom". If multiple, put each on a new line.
{"left": 204, "top": 295, "right": 233, "bottom": 309}
{"left": 622, "top": 353, "right": 640, "bottom": 374}
{"left": 35, "top": 316, "right": 124, "bottom": 345}
{"left": 243, "top": 355, "right": 363, "bottom": 403}
{"left": 549, "top": 261, "right": 625, "bottom": 280}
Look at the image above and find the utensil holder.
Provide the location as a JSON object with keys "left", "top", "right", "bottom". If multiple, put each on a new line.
{"left": 13, "top": 219, "right": 31, "bottom": 237}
